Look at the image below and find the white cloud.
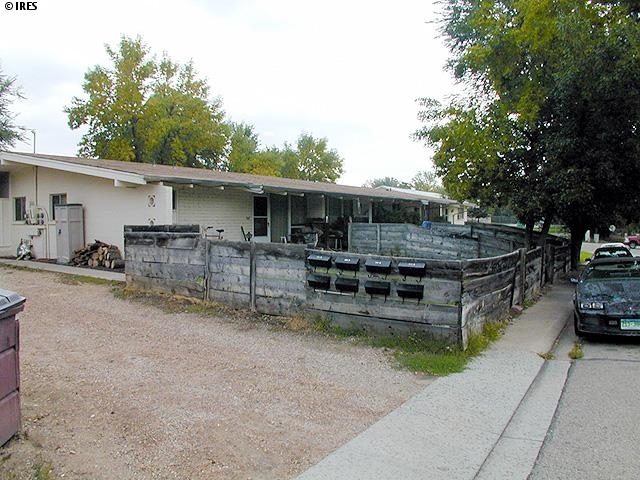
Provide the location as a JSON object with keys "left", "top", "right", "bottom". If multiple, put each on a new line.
{"left": 2, "top": 0, "right": 453, "bottom": 186}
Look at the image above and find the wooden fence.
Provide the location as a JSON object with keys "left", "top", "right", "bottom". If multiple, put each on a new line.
{"left": 124, "top": 225, "right": 570, "bottom": 349}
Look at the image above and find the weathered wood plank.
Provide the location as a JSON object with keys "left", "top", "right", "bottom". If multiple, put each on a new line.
{"left": 307, "top": 310, "right": 460, "bottom": 342}
{"left": 463, "top": 268, "right": 516, "bottom": 297}
{"left": 462, "top": 251, "right": 520, "bottom": 277}
{"left": 127, "top": 274, "right": 204, "bottom": 297}
{"left": 306, "top": 295, "right": 459, "bottom": 325}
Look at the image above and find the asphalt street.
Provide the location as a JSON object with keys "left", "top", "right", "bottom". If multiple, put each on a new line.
{"left": 529, "top": 243, "right": 640, "bottom": 479}
{"left": 530, "top": 328, "right": 640, "bottom": 479}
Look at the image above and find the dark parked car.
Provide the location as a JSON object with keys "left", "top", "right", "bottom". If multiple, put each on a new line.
{"left": 573, "top": 257, "right": 640, "bottom": 336}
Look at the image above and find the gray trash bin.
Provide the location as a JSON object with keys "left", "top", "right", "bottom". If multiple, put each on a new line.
{"left": 0, "top": 288, "right": 26, "bottom": 446}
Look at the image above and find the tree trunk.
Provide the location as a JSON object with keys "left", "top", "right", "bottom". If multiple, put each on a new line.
{"left": 568, "top": 223, "right": 588, "bottom": 270}
{"left": 524, "top": 218, "right": 535, "bottom": 251}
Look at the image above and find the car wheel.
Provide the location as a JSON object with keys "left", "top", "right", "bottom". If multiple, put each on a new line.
{"left": 574, "top": 314, "right": 585, "bottom": 337}
{"left": 631, "top": 242, "right": 638, "bottom": 249}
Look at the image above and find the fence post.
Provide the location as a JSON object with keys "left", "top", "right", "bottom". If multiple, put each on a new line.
{"left": 518, "top": 248, "right": 527, "bottom": 305}
{"left": 204, "top": 238, "right": 210, "bottom": 302}
{"left": 250, "top": 241, "right": 257, "bottom": 311}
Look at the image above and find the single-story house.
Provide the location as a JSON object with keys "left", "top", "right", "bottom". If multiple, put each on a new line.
{"left": 0, "top": 151, "right": 456, "bottom": 260}
{"left": 376, "top": 186, "right": 475, "bottom": 225}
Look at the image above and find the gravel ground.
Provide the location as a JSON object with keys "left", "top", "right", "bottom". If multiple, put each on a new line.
{"left": 0, "top": 267, "right": 431, "bottom": 479}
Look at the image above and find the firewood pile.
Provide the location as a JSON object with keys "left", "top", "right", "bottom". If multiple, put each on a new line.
{"left": 72, "top": 240, "right": 125, "bottom": 270}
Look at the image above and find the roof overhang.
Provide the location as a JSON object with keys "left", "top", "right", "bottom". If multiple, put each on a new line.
{"left": 0, "top": 152, "right": 147, "bottom": 187}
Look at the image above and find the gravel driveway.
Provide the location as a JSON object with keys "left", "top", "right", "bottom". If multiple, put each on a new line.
{"left": 0, "top": 266, "right": 430, "bottom": 479}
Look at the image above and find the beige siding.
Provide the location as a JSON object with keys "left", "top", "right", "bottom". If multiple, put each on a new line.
{"left": 0, "top": 166, "right": 172, "bottom": 258}
{"left": 175, "top": 186, "right": 253, "bottom": 241}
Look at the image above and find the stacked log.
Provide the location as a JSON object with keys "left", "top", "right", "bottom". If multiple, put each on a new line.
{"left": 71, "top": 240, "right": 125, "bottom": 269}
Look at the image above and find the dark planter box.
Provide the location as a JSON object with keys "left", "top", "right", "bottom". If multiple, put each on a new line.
{"left": 396, "top": 283, "right": 424, "bottom": 303}
{"left": 334, "top": 255, "right": 360, "bottom": 275}
{"left": 335, "top": 277, "right": 359, "bottom": 294}
{"left": 365, "top": 258, "right": 392, "bottom": 277}
{"left": 307, "top": 253, "right": 332, "bottom": 271}
{"left": 398, "top": 261, "right": 427, "bottom": 280}
{"left": 307, "top": 273, "right": 331, "bottom": 290}
{"left": 364, "top": 280, "right": 391, "bottom": 300}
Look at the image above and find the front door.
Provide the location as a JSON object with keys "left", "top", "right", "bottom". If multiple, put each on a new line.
{"left": 252, "top": 195, "right": 269, "bottom": 242}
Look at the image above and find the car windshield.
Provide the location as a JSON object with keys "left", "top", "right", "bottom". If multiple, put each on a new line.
{"left": 592, "top": 248, "right": 632, "bottom": 258}
{"left": 583, "top": 260, "right": 640, "bottom": 280}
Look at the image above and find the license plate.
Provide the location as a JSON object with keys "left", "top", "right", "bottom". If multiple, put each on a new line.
{"left": 620, "top": 319, "right": 640, "bottom": 330}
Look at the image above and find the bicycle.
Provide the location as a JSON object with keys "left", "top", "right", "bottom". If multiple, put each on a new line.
{"left": 204, "top": 226, "right": 224, "bottom": 239}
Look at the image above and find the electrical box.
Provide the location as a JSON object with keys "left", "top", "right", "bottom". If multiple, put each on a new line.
{"left": 55, "top": 204, "right": 85, "bottom": 264}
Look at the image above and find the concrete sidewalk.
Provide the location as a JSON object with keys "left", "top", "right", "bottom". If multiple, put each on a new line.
{"left": 297, "top": 282, "right": 574, "bottom": 480}
{"left": 0, "top": 258, "right": 125, "bottom": 282}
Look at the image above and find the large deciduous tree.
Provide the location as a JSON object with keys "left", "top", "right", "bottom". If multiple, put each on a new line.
{"left": 416, "top": 0, "right": 640, "bottom": 266}
{"left": 281, "top": 133, "right": 344, "bottom": 183}
{"left": 0, "top": 65, "right": 25, "bottom": 149}
{"left": 65, "top": 36, "right": 228, "bottom": 168}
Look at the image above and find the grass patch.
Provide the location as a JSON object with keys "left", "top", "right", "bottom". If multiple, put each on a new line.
{"left": 112, "top": 285, "right": 230, "bottom": 316}
{"left": 56, "top": 273, "right": 118, "bottom": 286}
{"left": 568, "top": 342, "right": 584, "bottom": 359}
{"left": 538, "top": 351, "right": 555, "bottom": 360}
{"left": 34, "top": 462, "right": 54, "bottom": 480}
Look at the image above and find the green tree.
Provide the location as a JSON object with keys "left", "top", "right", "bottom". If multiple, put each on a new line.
{"left": 281, "top": 133, "right": 344, "bottom": 182}
{"left": 65, "top": 36, "right": 228, "bottom": 167}
{"left": 411, "top": 170, "right": 446, "bottom": 194}
{"left": 226, "top": 122, "right": 259, "bottom": 172}
{"left": 362, "top": 177, "right": 409, "bottom": 188}
{"left": 0, "top": 66, "right": 25, "bottom": 149}
{"left": 416, "top": 0, "right": 640, "bottom": 265}
{"left": 225, "top": 122, "right": 284, "bottom": 176}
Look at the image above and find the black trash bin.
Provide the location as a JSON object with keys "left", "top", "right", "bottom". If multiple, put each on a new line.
{"left": 0, "top": 288, "right": 26, "bottom": 446}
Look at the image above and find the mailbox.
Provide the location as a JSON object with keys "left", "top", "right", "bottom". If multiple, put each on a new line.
{"left": 365, "top": 258, "right": 392, "bottom": 278}
{"left": 396, "top": 283, "right": 424, "bottom": 303}
{"left": 398, "top": 261, "right": 427, "bottom": 281}
{"left": 307, "top": 273, "right": 331, "bottom": 291}
{"left": 307, "top": 253, "right": 332, "bottom": 272}
{"left": 364, "top": 280, "right": 391, "bottom": 300}
{"left": 335, "top": 255, "right": 360, "bottom": 276}
{"left": 335, "top": 277, "right": 359, "bottom": 295}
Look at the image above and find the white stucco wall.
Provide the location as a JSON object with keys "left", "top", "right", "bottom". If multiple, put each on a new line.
{"left": 1, "top": 165, "right": 172, "bottom": 258}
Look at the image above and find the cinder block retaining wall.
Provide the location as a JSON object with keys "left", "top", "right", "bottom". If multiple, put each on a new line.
{"left": 124, "top": 225, "right": 570, "bottom": 349}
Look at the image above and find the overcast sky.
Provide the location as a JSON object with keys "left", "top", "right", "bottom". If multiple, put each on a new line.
{"left": 1, "top": 0, "right": 456, "bottom": 186}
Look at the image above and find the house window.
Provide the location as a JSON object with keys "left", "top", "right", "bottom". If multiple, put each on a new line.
{"left": 14, "top": 197, "right": 26, "bottom": 222}
{"left": 50, "top": 193, "right": 67, "bottom": 220}
{"left": 0, "top": 172, "right": 9, "bottom": 198}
